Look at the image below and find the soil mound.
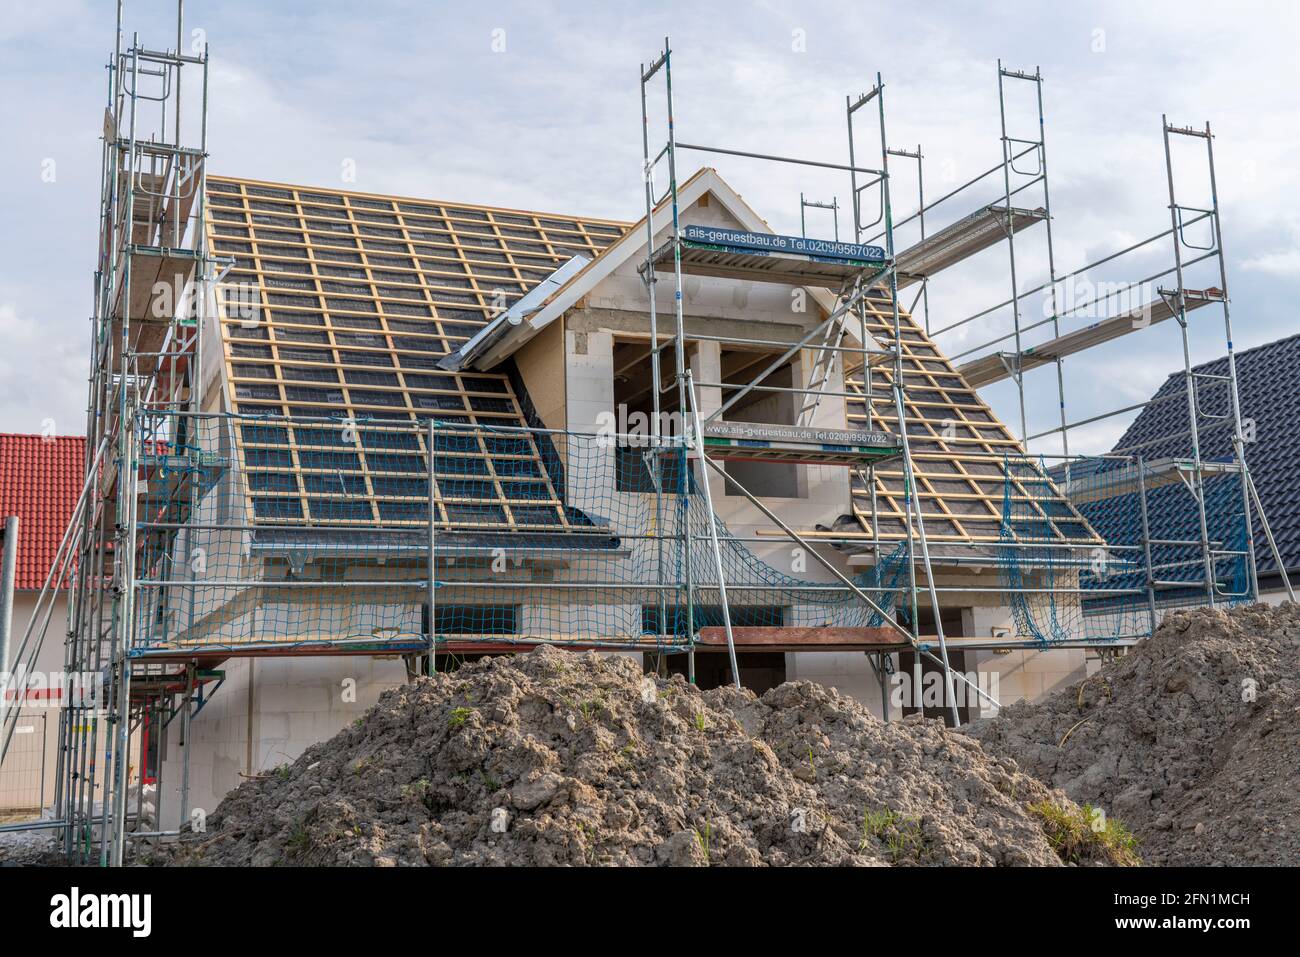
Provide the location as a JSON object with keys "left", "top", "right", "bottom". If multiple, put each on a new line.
{"left": 170, "top": 646, "right": 1112, "bottom": 866}
{"left": 967, "top": 603, "right": 1300, "bottom": 865}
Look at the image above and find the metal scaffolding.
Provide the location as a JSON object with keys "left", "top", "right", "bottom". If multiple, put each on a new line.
{"left": 0, "top": 0, "right": 217, "bottom": 864}
{"left": 2, "top": 28, "right": 1294, "bottom": 869}
{"left": 637, "top": 44, "right": 974, "bottom": 722}
{"left": 913, "top": 66, "right": 1293, "bottom": 613}
{"left": 631, "top": 42, "right": 1293, "bottom": 720}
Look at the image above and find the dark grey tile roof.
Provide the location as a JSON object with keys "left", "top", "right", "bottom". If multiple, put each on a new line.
{"left": 1106, "top": 332, "right": 1300, "bottom": 581}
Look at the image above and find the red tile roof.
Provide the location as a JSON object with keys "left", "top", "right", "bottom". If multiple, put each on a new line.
{"left": 0, "top": 434, "right": 86, "bottom": 591}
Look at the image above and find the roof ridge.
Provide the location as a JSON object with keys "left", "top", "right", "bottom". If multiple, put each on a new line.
{"left": 208, "top": 174, "right": 632, "bottom": 228}
{"left": 1193, "top": 330, "right": 1300, "bottom": 370}
{"left": 0, "top": 432, "right": 85, "bottom": 441}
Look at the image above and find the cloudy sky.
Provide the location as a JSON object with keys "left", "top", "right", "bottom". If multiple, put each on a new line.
{"left": 1, "top": 0, "right": 1296, "bottom": 455}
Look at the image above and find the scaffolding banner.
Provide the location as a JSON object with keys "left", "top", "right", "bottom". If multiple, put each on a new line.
{"left": 681, "top": 224, "right": 887, "bottom": 263}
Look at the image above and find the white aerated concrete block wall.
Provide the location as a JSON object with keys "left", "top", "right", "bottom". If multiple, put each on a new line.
{"left": 787, "top": 652, "right": 889, "bottom": 719}
{"left": 965, "top": 604, "right": 1089, "bottom": 717}
{"left": 156, "top": 654, "right": 406, "bottom": 830}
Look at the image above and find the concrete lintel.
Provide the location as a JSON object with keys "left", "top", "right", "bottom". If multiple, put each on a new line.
{"left": 566, "top": 306, "right": 817, "bottom": 349}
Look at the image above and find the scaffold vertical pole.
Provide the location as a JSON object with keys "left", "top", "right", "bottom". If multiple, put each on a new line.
{"left": 885, "top": 145, "right": 929, "bottom": 333}
{"left": 1135, "top": 456, "right": 1159, "bottom": 634}
{"left": 427, "top": 418, "right": 438, "bottom": 676}
{"left": 1162, "top": 115, "right": 1217, "bottom": 605}
{"left": 640, "top": 47, "right": 671, "bottom": 661}
{"left": 876, "top": 72, "right": 961, "bottom": 726}
{"left": 996, "top": 60, "right": 1029, "bottom": 442}
{"left": 109, "top": 413, "right": 138, "bottom": 867}
{"left": 1203, "top": 121, "right": 1262, "bottom": 603}
{"left": 1011, "top": 65, "right": 1072, "bottom": 476}
{"left": 660, "top": 40, "right": 712, "bottom": 682}
{"left": 685, "top": 376, "right": 740, "bottom": 689}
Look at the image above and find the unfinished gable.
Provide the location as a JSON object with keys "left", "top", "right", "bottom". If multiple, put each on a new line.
{"left": 512, "top": 168, "right": 1096, "bottom": 550}
{"left": 573, "top": 174, "right": 820, "bottom": 328}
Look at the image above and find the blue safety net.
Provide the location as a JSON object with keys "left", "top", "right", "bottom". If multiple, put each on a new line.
{"left": 999, "top": 453, "right": 1251, "bottom": 646}
{"left": 128, "top": 412, "right": 910, "bottom": 657}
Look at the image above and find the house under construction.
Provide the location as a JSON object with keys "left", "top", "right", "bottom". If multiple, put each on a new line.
{"left": 1, "top": 5, "right": 1292, "bottom": 866}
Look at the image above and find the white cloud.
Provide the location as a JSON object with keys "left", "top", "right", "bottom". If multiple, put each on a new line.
{"left": 1241, "top": 248, "right": 1300, "bottom": 279}
{"left": 0, "top": 301, "right": 85, "bottom": 438}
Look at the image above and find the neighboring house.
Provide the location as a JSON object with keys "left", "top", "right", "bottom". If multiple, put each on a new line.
{"left": 0, "top": 433, "right": 85, "bottom": 814}
{"left": 1075, "top": 333, "right": 1299, "bottom": 607}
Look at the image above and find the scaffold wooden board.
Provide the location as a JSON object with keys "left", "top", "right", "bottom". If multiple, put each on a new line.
{"left": 699, "top": 421, "right": 902, "bottom": 466}
{"left": 894, "top": 205, "right": 1047, "bottom": 288}
{"left": 956, "top": 287, "right": 1225, "bottom": 388}
{"left": 654, "top": 224, "right": 890, "bottom": 288}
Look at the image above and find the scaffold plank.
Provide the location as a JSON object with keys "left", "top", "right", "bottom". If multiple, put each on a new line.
{"left": 956, "top": 287, "right": 1225, "bottom": 388}
{"left": 895, "top": 204, "right": 1047, "bottom": 288}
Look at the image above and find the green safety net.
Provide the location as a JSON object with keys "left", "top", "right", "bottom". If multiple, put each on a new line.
{"left": 127, "top": 412, "right": 1252, "bottom": 659}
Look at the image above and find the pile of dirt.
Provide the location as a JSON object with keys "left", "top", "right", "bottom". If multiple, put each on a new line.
{"left": 0, "top": 828, "right": 65, "bottom": 867}
{"left": 166, "top": 646, "right": 1121, "bottom": 867}
{"left": 967, "top": 602, "right": 1300, "bottom": 866}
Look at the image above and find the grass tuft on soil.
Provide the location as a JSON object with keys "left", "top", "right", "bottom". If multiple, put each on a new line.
{"left": 1029, "top": 800, "right": 1141, "bottom": 867}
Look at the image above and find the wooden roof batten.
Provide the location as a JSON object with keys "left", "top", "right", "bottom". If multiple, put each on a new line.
{"left": 207, "top": 174, "right": 629, "bottom": 534}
